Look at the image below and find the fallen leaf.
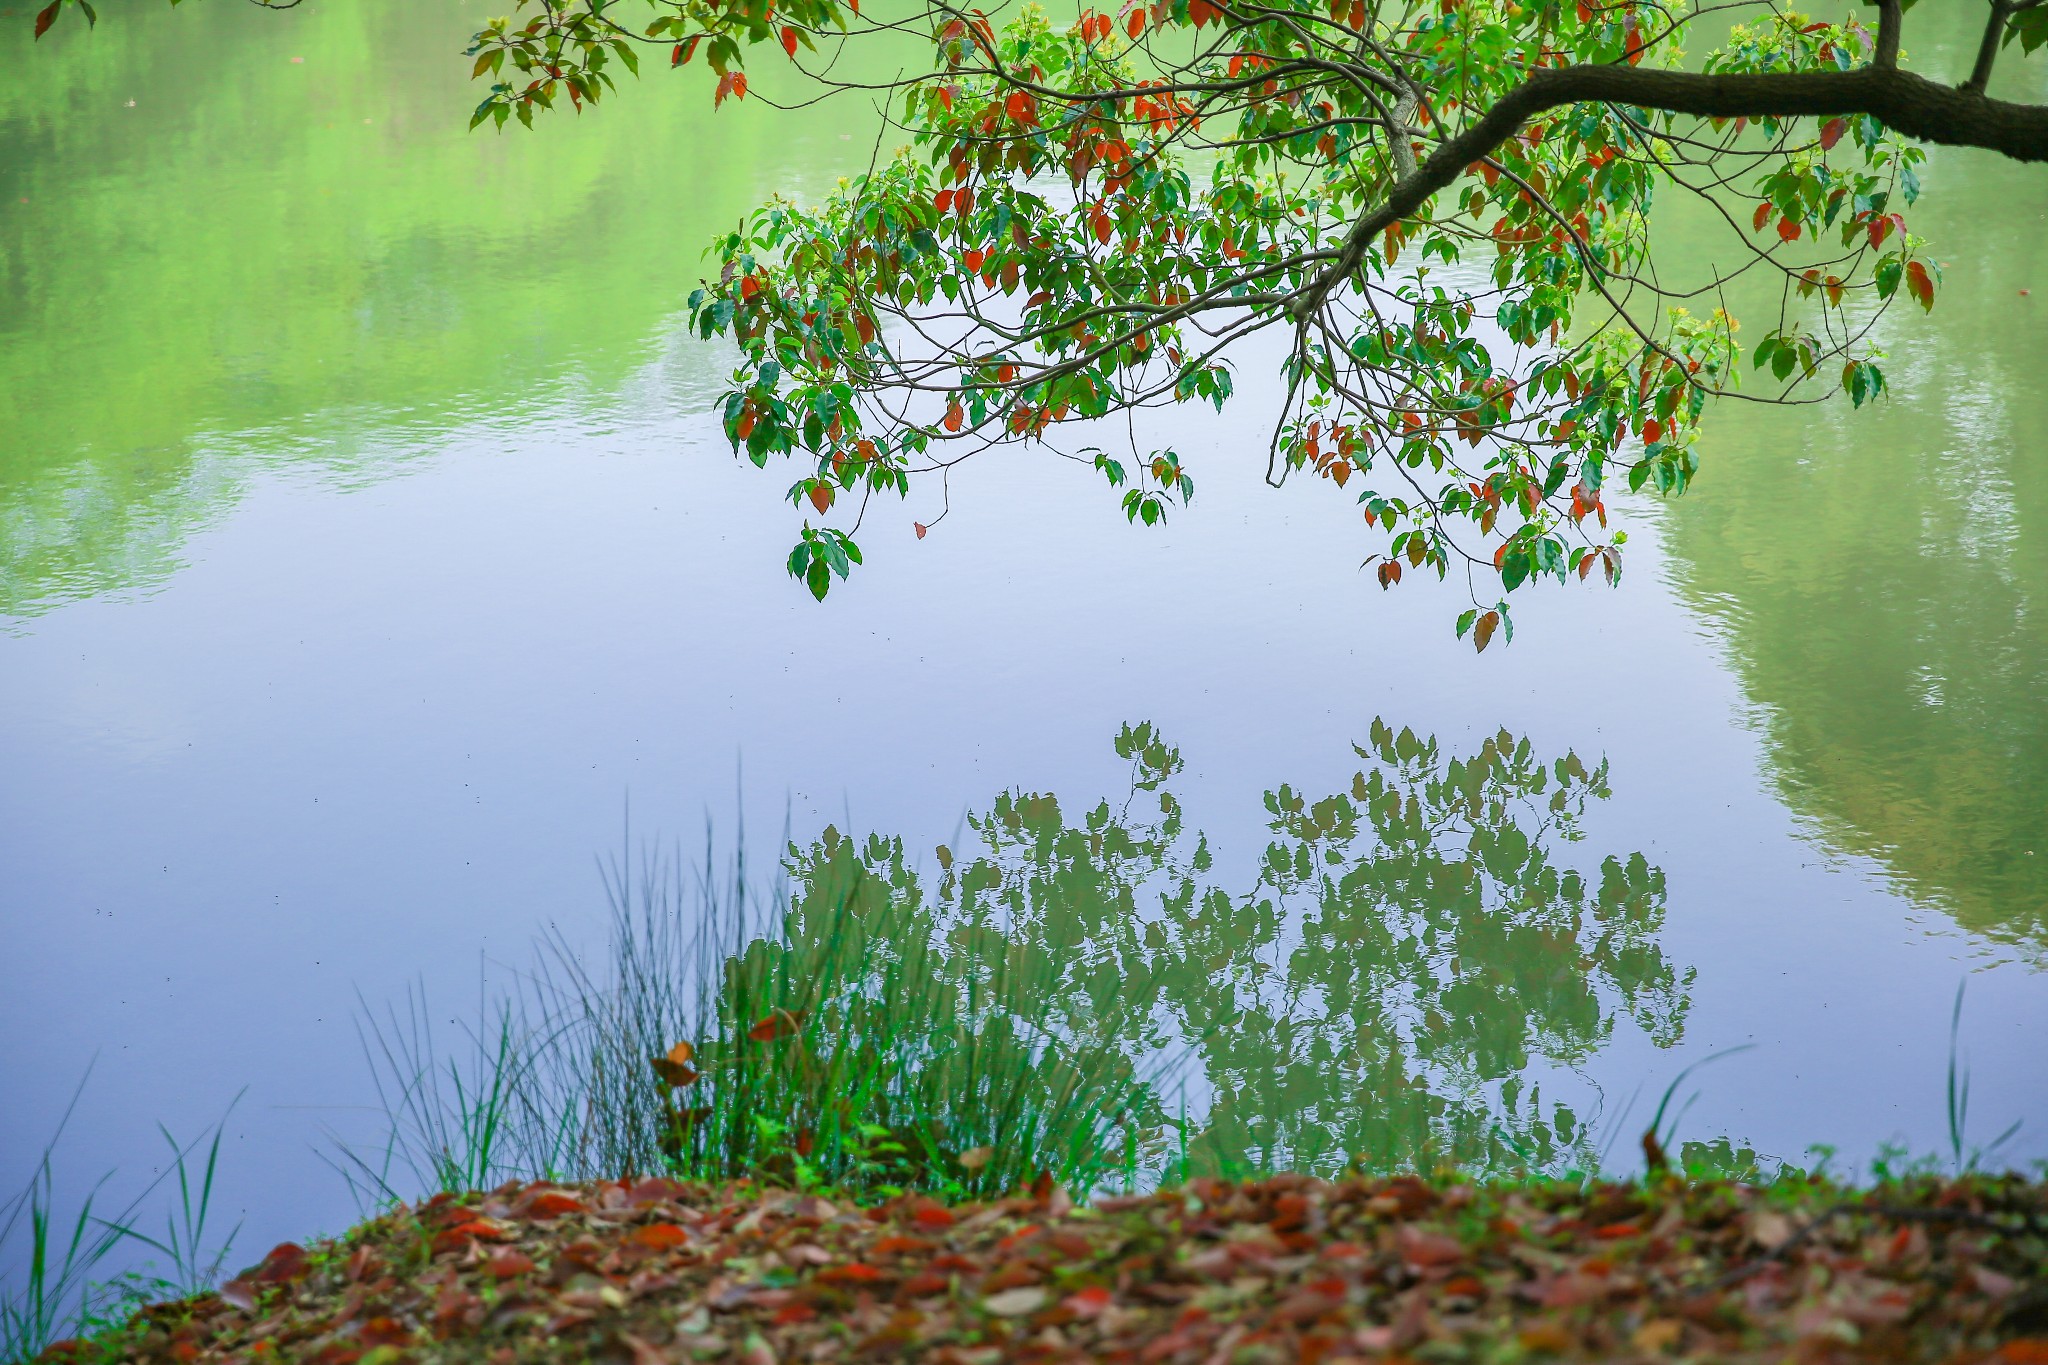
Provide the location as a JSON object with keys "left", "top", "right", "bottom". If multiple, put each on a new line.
{"left": 1632, "top": 1318, "right": 1682, "bottom": 1353}
{"left": 356, "top": 1317, "right": 412, "bottom": 1348}
{"left": 615, "top": 1331, "right": 670, "bottom": 1365}
{"left": 1747, "top": 1209, "right": 1796, "bottom": 1252}
{"left": 1396, "top": 1224, "right": 1463, "bottom": 1268}
{"left": 982, "top": 1286, "right": 1048, "bottom": 1317}
{"left": 1062, "top": 1286, "right": 1113, "bottom": 1317}
{"left": 631, "top": 1224, "right": 690, "bottom": 1252}
{"left": 520, "top": 1190, "right": 586, "bottom": 1219}
{"left": 485, "top": 1249, "right": 535, "bottom": 1278}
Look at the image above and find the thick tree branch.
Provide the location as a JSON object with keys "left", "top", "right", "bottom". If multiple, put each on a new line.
{"left": 1298, "top": 62, "right": 2048, "bottom": 313}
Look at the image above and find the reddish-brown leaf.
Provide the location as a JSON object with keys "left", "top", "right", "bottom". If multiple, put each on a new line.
{"left": 485, "top": 1249, "right": 535, "bottom": 1278}
{"left": 250, "top": 1243, "right": 311, "bottom": 1283}
{"left": 520, "top": 1191, "right": 586, "bottom": 1220}
{"left": 1473, "top": 611, "right": 1499, "bottom": 653}
{"left": 356, "top": 1318, "right": 412, "bottom": 1348}
{"left": 632, "top": 1223, "right": 691, "bottom": 1251}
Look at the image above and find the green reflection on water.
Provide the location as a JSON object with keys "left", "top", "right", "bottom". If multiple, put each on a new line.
{"left": 1656, "top": 13, "right": 2048, "bottom": 955}
{"left": 0, "top": 0, "right": 836, "bottom": 616}
{"left": 759, "top": 721, "right": 1689, "bottom": 1179}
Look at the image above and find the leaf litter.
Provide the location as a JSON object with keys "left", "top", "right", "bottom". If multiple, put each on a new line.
{"left": 44, "top": 1172, "right": 2048, "bottom": 1364}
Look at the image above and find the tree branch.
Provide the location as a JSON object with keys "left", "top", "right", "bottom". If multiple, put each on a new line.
{"left": 1964, "top": 1, "right": 2017, "bottom": 95}
{"left": 1872, "top": 0, "right": 1902, "bottom": 69}
{"left": 1302, "top": 61, "right": 2048, "bottom": 311}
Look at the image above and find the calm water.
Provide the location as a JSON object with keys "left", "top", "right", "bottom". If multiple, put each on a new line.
{"left": 4, "top": 1, "right": 2045, "bottom": 1266}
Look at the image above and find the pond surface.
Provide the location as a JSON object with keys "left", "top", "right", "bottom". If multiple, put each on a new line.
{"left": 3, "top": 0, "right": 2046, "bottom": 1268}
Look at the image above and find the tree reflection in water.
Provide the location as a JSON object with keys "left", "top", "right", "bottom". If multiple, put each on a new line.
{"left": 738, "top": 721, "right": 1691, "bottom": 1182}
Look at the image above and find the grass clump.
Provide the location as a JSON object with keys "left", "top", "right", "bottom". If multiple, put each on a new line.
{"left": 1, "top": 1084, "right": 240, "bottom": 1365}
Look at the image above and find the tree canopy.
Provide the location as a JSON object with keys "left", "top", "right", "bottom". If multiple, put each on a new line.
{"left": 37, "top": 0, "right": 2048, "bottom": 643}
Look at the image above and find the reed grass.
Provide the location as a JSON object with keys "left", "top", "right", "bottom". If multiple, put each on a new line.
{"left": 343, "top": 828, "right": 1170, "bottom": 1206}
{"left": 1, "top": 1079, "right": 239, "bottom": 1365}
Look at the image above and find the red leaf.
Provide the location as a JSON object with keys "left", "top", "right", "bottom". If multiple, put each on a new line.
{"left": 674, "top": 35, "right": 701, "bottom": 66}
{"left": 1751, "top": 202, "right": 1771, "bottom": 233}
{"left": 251, "top": 1244, "right": 311, "bottom": 1284}
{"left": 1641, "top": 418, "right": 1662, "bottom": 444}
{"left": 1776, "top": 215, "right": 1800, "bottom": 243}
{"left": 1005, "top": 90, "right": 1036, "bottom": 125}
{"left": 519, "top": 1190, "right": 586, "bottom": 1219}
{"left": 1126, "top": 8, "right": 1144, "bottom": 38}
{"left": 1064, "top": 1286, "right": 1114, "bottom": 1317}
{"left": 899, "top": 1270, "right": 951, "bottom": 1297}
{"left": 781, "top": 25, "right": 798, "bottom": 57}
{"left": 943, "top": 402, "right": 964, "bottom": 433}
{"left": 633, "top": 1223, "right": 691, "bottom": 1251}
{"left": 33, "top": 0, "right": 58, "bottom": 38}
{"left": 913, "top": 521, "right": 928, "bottom": 539}
{"left": 357, "top": 1319, "right": 412, "bottom": 1349}
{"left": 1819, "top": 117, "right": 1846, "bottom": 150}
{"left": 747, "top": 1008, "right": 807, "bottom": 1041}
{"left": 818, "top": 1262, "right": 887, "bottom": 1284}
{"left": 1906, "top": 259, "right": 1935, "bottom": 311}
{"left": 808, "top": 483, "right": 833, "bottom": 515}
{"left": 485, "top": 1250, "right": 535, "bottom": 1278}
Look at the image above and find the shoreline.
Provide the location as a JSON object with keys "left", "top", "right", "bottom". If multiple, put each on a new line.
{"left": 46, "top": 1171, "right": 2048, "bottom": 1364}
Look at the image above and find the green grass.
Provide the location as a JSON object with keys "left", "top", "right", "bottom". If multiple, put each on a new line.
{"left": 1, "top": 1078, "right": 240, "bottom": 1365}
{"left": 343, "top": 832, "right": 1172, "bottom": 1206}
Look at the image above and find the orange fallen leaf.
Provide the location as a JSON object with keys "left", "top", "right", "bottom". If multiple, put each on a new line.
{"left": 631, "top": 1223, "right": 690, "bottom": 1251}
